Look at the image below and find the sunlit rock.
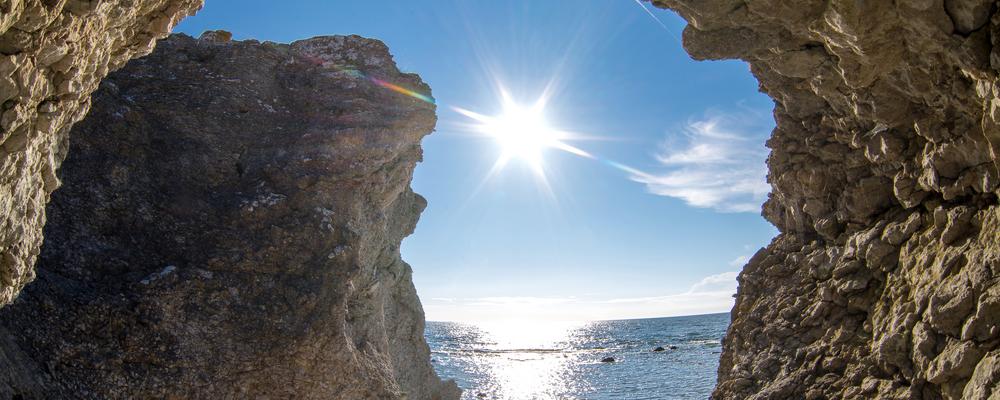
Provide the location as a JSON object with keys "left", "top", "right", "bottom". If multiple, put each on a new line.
{"left": 650, "top": 0, "right": 1000, "bottom": 398}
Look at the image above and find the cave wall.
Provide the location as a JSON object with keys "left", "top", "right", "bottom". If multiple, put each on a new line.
{"left": 11, "top": 0, "right": 1000, "bottom": 398}
{"left": 0, "top": 0, "right": 202, "bottom": 307}
{"left": 0, "top": 33, "right": 459, "bottom": 399}
{"left": 649, "top": 0, "right": 1000, "bottom": 399}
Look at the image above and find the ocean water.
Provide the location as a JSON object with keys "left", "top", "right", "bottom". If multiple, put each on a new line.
{"left": 426, "top": 312, "right": 730, "bottom": 400}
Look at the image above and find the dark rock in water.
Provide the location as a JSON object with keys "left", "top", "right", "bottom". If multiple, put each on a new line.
{"left": 0, "top": 34, "right": 458, "bottom": 400}
{"left": 669, "top": 345, "right": 678, "bottom": 350}
{"left": 477, "top": 393, "right": 487, "bottom": 398}
{"left": 653, "top": 346, "right": 666, "bottom": 352}
{"left": 601, "top": 357, "right": 616, "bottom": 363}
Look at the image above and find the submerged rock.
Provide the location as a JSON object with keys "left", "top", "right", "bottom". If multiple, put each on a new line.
{"left": 653, "top": 346, "right": 666, "bottom": 352}
{"left": 0, "top": 33, "right": 458, "bottom": 399}
{"left": 602, "top": 357, "right": 616, "bottom": 363}
{"left": 649, "top": 0, "right": 1000, "bottom": 398}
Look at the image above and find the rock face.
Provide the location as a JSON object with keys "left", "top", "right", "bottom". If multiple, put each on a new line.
{"left": 0, "top": 0, "right": 202, "bottom": 307}
{"left": 0, "top": 33, "right": 459, "bottom": 399}
{"left": 650, "top": 0, "right": 1000, "bottom": 398}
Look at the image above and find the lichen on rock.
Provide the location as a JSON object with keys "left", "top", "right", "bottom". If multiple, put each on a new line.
{"left": 649, "top": 0, "right": 1000, "bottom": 398}
{"left": 0, "top": 33, "right": 458, "bottom": 399}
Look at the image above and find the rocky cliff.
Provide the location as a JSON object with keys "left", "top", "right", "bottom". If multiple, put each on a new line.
{"left": 0, "top": 33, "right": 459, "bottom": 399}
{"left": 0, "top": 0, "right": 202, "bottom": 307}
{"left": 650, "top": 0, "right": 1000, "bottom": 399}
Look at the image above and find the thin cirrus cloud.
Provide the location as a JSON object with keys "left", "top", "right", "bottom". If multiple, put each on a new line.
{"left": 423, "top": 270, "right": 742, "bottom": 322}
{"left": 603, "top": 270, "right": 738, "bottom": 306}
{"left": 728, "top": 254, "right": 751, "bottom": 267}
{"left": 685, "top": 271, "right": 739, "bottom": 294}
{"left": 630, "top": 110, "right": 771, "bottom": 213}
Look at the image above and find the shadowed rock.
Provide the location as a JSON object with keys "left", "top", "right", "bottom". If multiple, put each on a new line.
{"left": 0, "top": 0, "right": 203, "bottom": 308}
{"left": 0, "top": 33, "right": 458, "bottom": 400}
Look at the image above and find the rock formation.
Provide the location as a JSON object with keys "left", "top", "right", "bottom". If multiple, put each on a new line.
{"left": 0, "top": 33, "right": 459, "bottom": 399}
{"left": 0, "top": 0, "right": 202, "bottom": 307}
{"left": 649, "top": 0, "right": 1000, "bottom": 398}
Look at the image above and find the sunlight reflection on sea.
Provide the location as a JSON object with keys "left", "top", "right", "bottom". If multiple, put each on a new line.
{"left": 426, "top": 313, "right": 728, "bottom": 400}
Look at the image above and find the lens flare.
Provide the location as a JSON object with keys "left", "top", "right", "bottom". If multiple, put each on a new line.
{"left": 452, "top": 88, "right": 595, "bottom": 176}
{"left": 342, "top": 69, "right": 436, "bottom": 104}
{"left": 452, "top": 84, "right": 653, "bottom": 199}
{"left": 298, "top": 53, "right": 435, "bottom": 104}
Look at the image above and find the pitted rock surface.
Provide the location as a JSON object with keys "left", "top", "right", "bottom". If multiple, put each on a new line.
{"left": 650, "top": 0, "right": 1000, "bottom": 398}
{"left": 0, "top": 0, "right": 202, "bottom": 307}
{"left": 0, "top": 33, "right": 459, "bottom": 400}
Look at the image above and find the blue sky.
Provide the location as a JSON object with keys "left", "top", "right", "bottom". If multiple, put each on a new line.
{"left": 176, "top": 1, "right": 779, "bottom": 322}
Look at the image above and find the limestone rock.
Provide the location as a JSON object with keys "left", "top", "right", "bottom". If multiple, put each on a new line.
{"left": 199, "top": 29, "right": 232, "bottom": 43}
{"left": 0, "top": 34, "right": 458, "bottom": 400}
{"left": 0, "top": 0, "right": 203, "bottom": 308}
{"left": 649, "top": 0, "right": 1000, "bottom": 398}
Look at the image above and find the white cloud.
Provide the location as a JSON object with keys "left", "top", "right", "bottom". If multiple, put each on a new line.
{"left": 465, "top": 296, "right": 576, "bottom": 307}
{"left": 423, "top": 272, "right": 741, "bottom": 322}
{"left": 728, "top": 254, "right": 750, "bottom": 267}
{"left": 430, "top": 297, "right": 456, "bottom": 303}
{"left": 686, "top": 271, "right": 739, "bottom": 294}
{"left": 631, "top": 111, "right": 771, "bottom": 213}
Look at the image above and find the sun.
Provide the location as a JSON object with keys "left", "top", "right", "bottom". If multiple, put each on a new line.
{"left": 453, "top": 89, "right": 588, "bottom": 180}
{"left": 480, "top": 100, "right": 562, "bottom": 168}
{"left": 451, "top": 86, "right": 603, "bottom": 197}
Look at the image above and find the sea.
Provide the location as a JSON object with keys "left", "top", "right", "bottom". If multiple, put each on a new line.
{"left": 425, "top": 312, "right": 730, "bottom": 400}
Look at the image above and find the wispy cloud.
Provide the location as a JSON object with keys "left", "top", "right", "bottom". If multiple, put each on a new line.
{"left": 430, "top": 297, "right": 457, "bottom": 303}
{"left": 465, "top": 296, "right": 576, "bottom": 307}
{"left": 604, "top": 270, "right": 738, "bottom": 303}
{"left": 728, "top": 255, "right": 750, "bottom": 267}
{"left": 686, "top": 271, "right": 739, "bottom": 294}
{"left": 424, "top": 271, "right": 741, "bottom": 322}
{"left": 631, "top": 111, "right": 771, "bottom": 213}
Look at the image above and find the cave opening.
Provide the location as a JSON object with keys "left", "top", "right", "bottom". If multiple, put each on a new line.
{"left": 5, "top": 1, "right": 1000, "bottom": 399}
{"left": 4, "top": 0, "right": 777, "bottom": 399}
{"left": 392, "top": 2, "right": 777, "bottom": 397}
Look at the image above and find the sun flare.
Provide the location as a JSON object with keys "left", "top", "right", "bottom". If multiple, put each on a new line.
{"left": 452, "top": 87, "right": 600, "bottom": 189}
{"left": 480, "top": 100, "right": 562, "bottom": 167}
{"left": 453, "top": 89, "right": 570, "bottom": 175}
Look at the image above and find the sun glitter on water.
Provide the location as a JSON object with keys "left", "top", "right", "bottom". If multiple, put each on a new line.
{"left": 470, "top": 320, "right": 585, "bottom": 399}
